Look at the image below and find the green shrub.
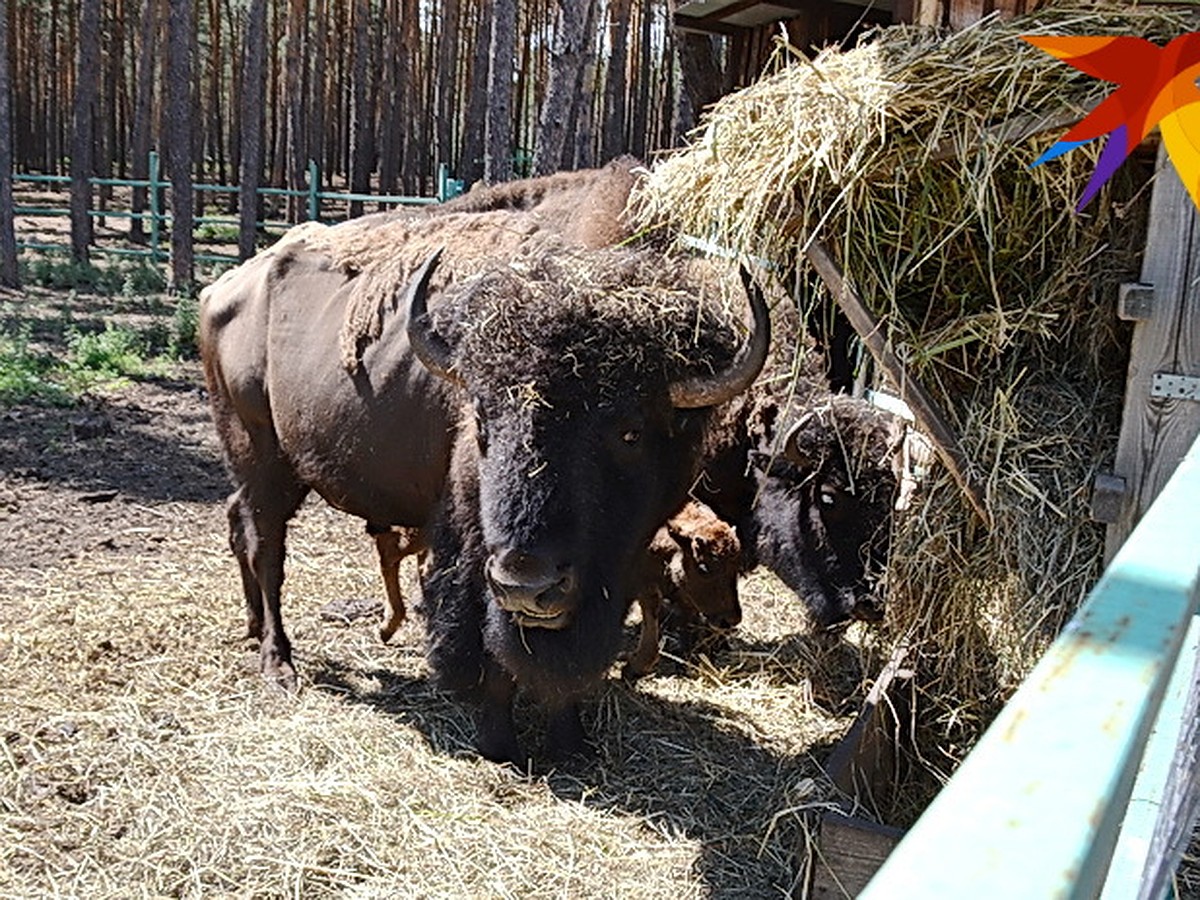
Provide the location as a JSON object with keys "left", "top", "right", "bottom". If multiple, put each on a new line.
{"left": 0, "top": 327, "right": 69, "bottom": 406}
{"left": 64, "top": 324, "right": 146, "bottom": 391}
{"left": 170, "top": 295, "right": 200, "bottom": 359}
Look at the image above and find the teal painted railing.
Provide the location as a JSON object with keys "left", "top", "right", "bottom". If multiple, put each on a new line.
{"left": 862, "top": 433, "right": 1200, "bottom": 898}
{"left": 14, "top": 155, "right": 465, "bottom": 265}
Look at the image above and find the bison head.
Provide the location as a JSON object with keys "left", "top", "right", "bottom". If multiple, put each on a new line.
{"left": 408, "top": 247, "right": 768, "bottom": 690}
{"left": 749, "top": 396, "right": 905, "bottom": 628}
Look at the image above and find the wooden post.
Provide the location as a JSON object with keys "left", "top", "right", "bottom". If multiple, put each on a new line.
{"left": 805, "top": 238, "right": 993, "bottom": 530}
{"left": 1104, "top": 145, "right": 1200, "bottom": 562}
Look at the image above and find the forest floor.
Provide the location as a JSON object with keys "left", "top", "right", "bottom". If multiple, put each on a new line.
{"left": 0, "top": 283, "right": 878, "bottom": 898}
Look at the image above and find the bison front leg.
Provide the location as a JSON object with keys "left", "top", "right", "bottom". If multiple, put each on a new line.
{"left": 545, "top": 700, "right": 588, "bottom": 762}
{"left": 623, "top": 594, "right": 663, "bottom": 681}
{"left": 477, "top": 657, "right": 526, "bottom": 768}
{"left": 226, "top": 483, "right": 307, "bottom": 689}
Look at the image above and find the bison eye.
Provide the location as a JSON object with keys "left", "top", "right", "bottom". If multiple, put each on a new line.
{"left": 621, "top": 429, "right": 641, "bottom": 446}
{"left": 820, "top": 490, "right": 836, "bottom": 507}
{"left": 697, "top": 562, "right": 711, "bottom": 575}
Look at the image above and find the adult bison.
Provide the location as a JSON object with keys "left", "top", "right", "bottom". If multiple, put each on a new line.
{"left": 695, "top": 386, "right": 907, "bottom": 629}
{"left": 200, "top": 225, "right": 768, "bottom": 763}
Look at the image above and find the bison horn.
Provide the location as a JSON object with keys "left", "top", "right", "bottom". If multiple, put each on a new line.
{"left": 668, "top": 266, "right": 771, "bottom": 409}
{"left": 783, "top": 411, "right": 820, "bottom": 467}
{"left": 405, "top": 248, "right": 462, "bottom": 385}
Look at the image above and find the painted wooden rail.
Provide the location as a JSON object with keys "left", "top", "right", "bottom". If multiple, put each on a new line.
{"left": 13, "top": 154, "right": 463, "bottom": 265}
{"left": 860, "top": 430, "right": 1200, "bottom": 899}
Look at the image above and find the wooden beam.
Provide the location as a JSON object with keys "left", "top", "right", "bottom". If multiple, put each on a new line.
{"left": 1105, "top": 144, "right": 1200, "bottom": 562}
{"left": 811, "top": 812, "right": 906, "bottom": 898}
{"left": 804, "top": 238, "right": 993, "bottom": 530}
{"left": 825, "top": 642, "right": 913, "bottom": 805}
{"left": 672, "top": 14, "right": 742, "bottom": 35}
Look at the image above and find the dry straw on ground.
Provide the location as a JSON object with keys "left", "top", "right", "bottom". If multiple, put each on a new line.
{"left": 0, "top": 294, "right": 873, "bottom": 898}
{"left": 634, "top": 0, "right": 1197, "bottom": 818}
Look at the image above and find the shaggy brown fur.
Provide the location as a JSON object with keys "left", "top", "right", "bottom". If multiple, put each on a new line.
{"left": 625, "top": 501, "right": 742, "bottom": 680}
{"left": 287, "top": 158, "right": 645, "bottom": 371}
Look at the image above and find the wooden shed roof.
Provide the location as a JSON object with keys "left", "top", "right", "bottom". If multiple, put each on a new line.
{"left": 674, "top": 0, "right": 895, "bottom": 34}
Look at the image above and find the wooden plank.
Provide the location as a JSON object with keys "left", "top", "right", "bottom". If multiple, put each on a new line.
{"left": 860, "top": 432, "right": 1200, "bottom": 899}
{"left": 923, "top": 98, "right": 1102, "bottom": 166}
{"left": 947, "top": 0, "right": 985, "bottom": 30}
{"left": 1100, "top": 614, "right": 1200, "bottom": 900}
{"left": 804, "top": 239, "right": 993, "bottom": 529}
{"left": 811, "top": 812, "right": 906, "bottom": 899}
{"left": 1105, "top": 144, "right": 1200, "bottom": 562}
{"left": 824, "top": 642, "right": 913, "bottom": 809}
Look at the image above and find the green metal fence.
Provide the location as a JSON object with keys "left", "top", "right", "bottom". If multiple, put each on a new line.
{"left": 861, "top": 432, "right": 1200, "bottom": 898}
{"left": 13, "top": 154, "right": 464, "bottom": 265}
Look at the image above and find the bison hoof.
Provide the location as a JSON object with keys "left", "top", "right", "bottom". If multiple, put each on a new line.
{"left": 621, "top": 660, "right": 653, "bottom": 682}
{"left": 379, "top": 615, "right": 405, "bottom": 644}
{"left": 261, "top": 651, "right": 298, "bottom": 692}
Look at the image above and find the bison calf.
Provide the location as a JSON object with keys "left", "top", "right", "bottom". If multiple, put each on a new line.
{"left": 624, "top": 501, "right": 742, "bottom": 680}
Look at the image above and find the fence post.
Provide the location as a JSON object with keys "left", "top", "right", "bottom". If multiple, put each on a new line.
{"left": 308, "top": 160, "right": 320, "bottom": 222}
{"left": 148, "top": 150, "right": 162, "bottom": 263}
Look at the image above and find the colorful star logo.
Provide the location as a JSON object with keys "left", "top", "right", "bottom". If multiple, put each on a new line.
{"left": 1023, "top": 33, "right": 1200, "bottom": 212}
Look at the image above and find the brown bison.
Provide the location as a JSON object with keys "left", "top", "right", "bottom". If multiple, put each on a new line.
{"left": 624, "top": 500, "right": 742, "bottom": 680}
{"left": 200, "top": 219, "right": 768, "bottom": 763}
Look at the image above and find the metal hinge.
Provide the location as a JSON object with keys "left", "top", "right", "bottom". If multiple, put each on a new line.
{"left": 1151, "top": 372, "right": 1200, "bottom": 402}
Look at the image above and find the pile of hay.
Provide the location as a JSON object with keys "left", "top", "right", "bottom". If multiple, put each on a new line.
{"left": 633, "top": 0, "right": 1198, "bottom": 819}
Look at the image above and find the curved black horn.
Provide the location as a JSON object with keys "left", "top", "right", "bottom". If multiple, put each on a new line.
{"left": 405, "top": 248, "right": 461, "bottom": 384}
{"left": 782, "top": 411, "right": 819, "bottom": 466}
{"left": 668, "top": 266, "right": 771, "bottom": 409}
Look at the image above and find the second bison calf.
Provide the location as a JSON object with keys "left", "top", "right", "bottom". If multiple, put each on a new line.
{"left": 625, "top": 501, "right": 742, "bottom": 679}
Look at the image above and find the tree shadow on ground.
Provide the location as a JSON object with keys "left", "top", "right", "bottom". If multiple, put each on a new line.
{"left": 0, "top": 383, "right": 228, "bottom": 505}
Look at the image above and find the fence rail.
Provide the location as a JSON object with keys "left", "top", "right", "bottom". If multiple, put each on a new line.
{"left": 861, "top": 433, "right": 1200, "bottom": 898}
{"left": 13, "top": 153, "right": 463, "bottom": 266}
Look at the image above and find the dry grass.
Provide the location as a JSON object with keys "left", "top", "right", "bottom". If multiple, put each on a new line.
{"left": 1, "top": 446, "right": 873, "bottom": 898}
{"left": 632, "top": 0, "right": 1197, "bottom": 820}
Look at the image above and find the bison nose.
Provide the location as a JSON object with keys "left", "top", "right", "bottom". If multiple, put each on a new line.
{"left": 485, "top": 548, "right": 576, "bottom": 625}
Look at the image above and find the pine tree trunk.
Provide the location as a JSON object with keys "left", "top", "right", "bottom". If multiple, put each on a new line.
{"left": 238, "top": 0, "right": 267, "bottom": 258}
{"left": 601, "top": 0, "right": 631, "bottom": 162}
{"left": 69, "top": 0, "right": 101, "bottom": 263}
{"left": 376, "top": 0, "right": 399, "bottom": 197}
{"left": 484, "top": 0, "right": 515, "bottom": 183}
{"left": 396, "top": 0, "right": 418, "bottom": 192}
{"left": 460, "top": 0, "right": 489, "bottom": 185}
{"left": 308, "top": 0, "right": 327, "bottom": 180}
{"left": 532, "top": 0, "right": 594, "bottom": 176}
{"left": 348, "top": 0, "right": 371, "bottom": 216}
{"left": 0, "top": 0, "right": 19, "bottom": 287}
{"left": 284, "top": 0, "right": 307, "bottom": 221}
{"left": 630, "top": 0, "right": 652, "bottom": 160}
{"left": 436, "top": 0, "right": 460, "bottom": 173}
{"left": 166, "top": 0, "right": 194, "bottom": 289}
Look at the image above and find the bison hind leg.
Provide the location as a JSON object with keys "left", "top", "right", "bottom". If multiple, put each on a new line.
{"left": 370, "top": 524, "right": 426, "bottom": 643}
{"left": 225, "top": 480, "right": 308, "bottom": 690}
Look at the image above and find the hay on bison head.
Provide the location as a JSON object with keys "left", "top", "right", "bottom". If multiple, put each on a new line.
{"left": 631, "top": 0, "right": 1194, "bottom": 821}
{"left": 433, "top": 247, "right": 750, "bottom": 405}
